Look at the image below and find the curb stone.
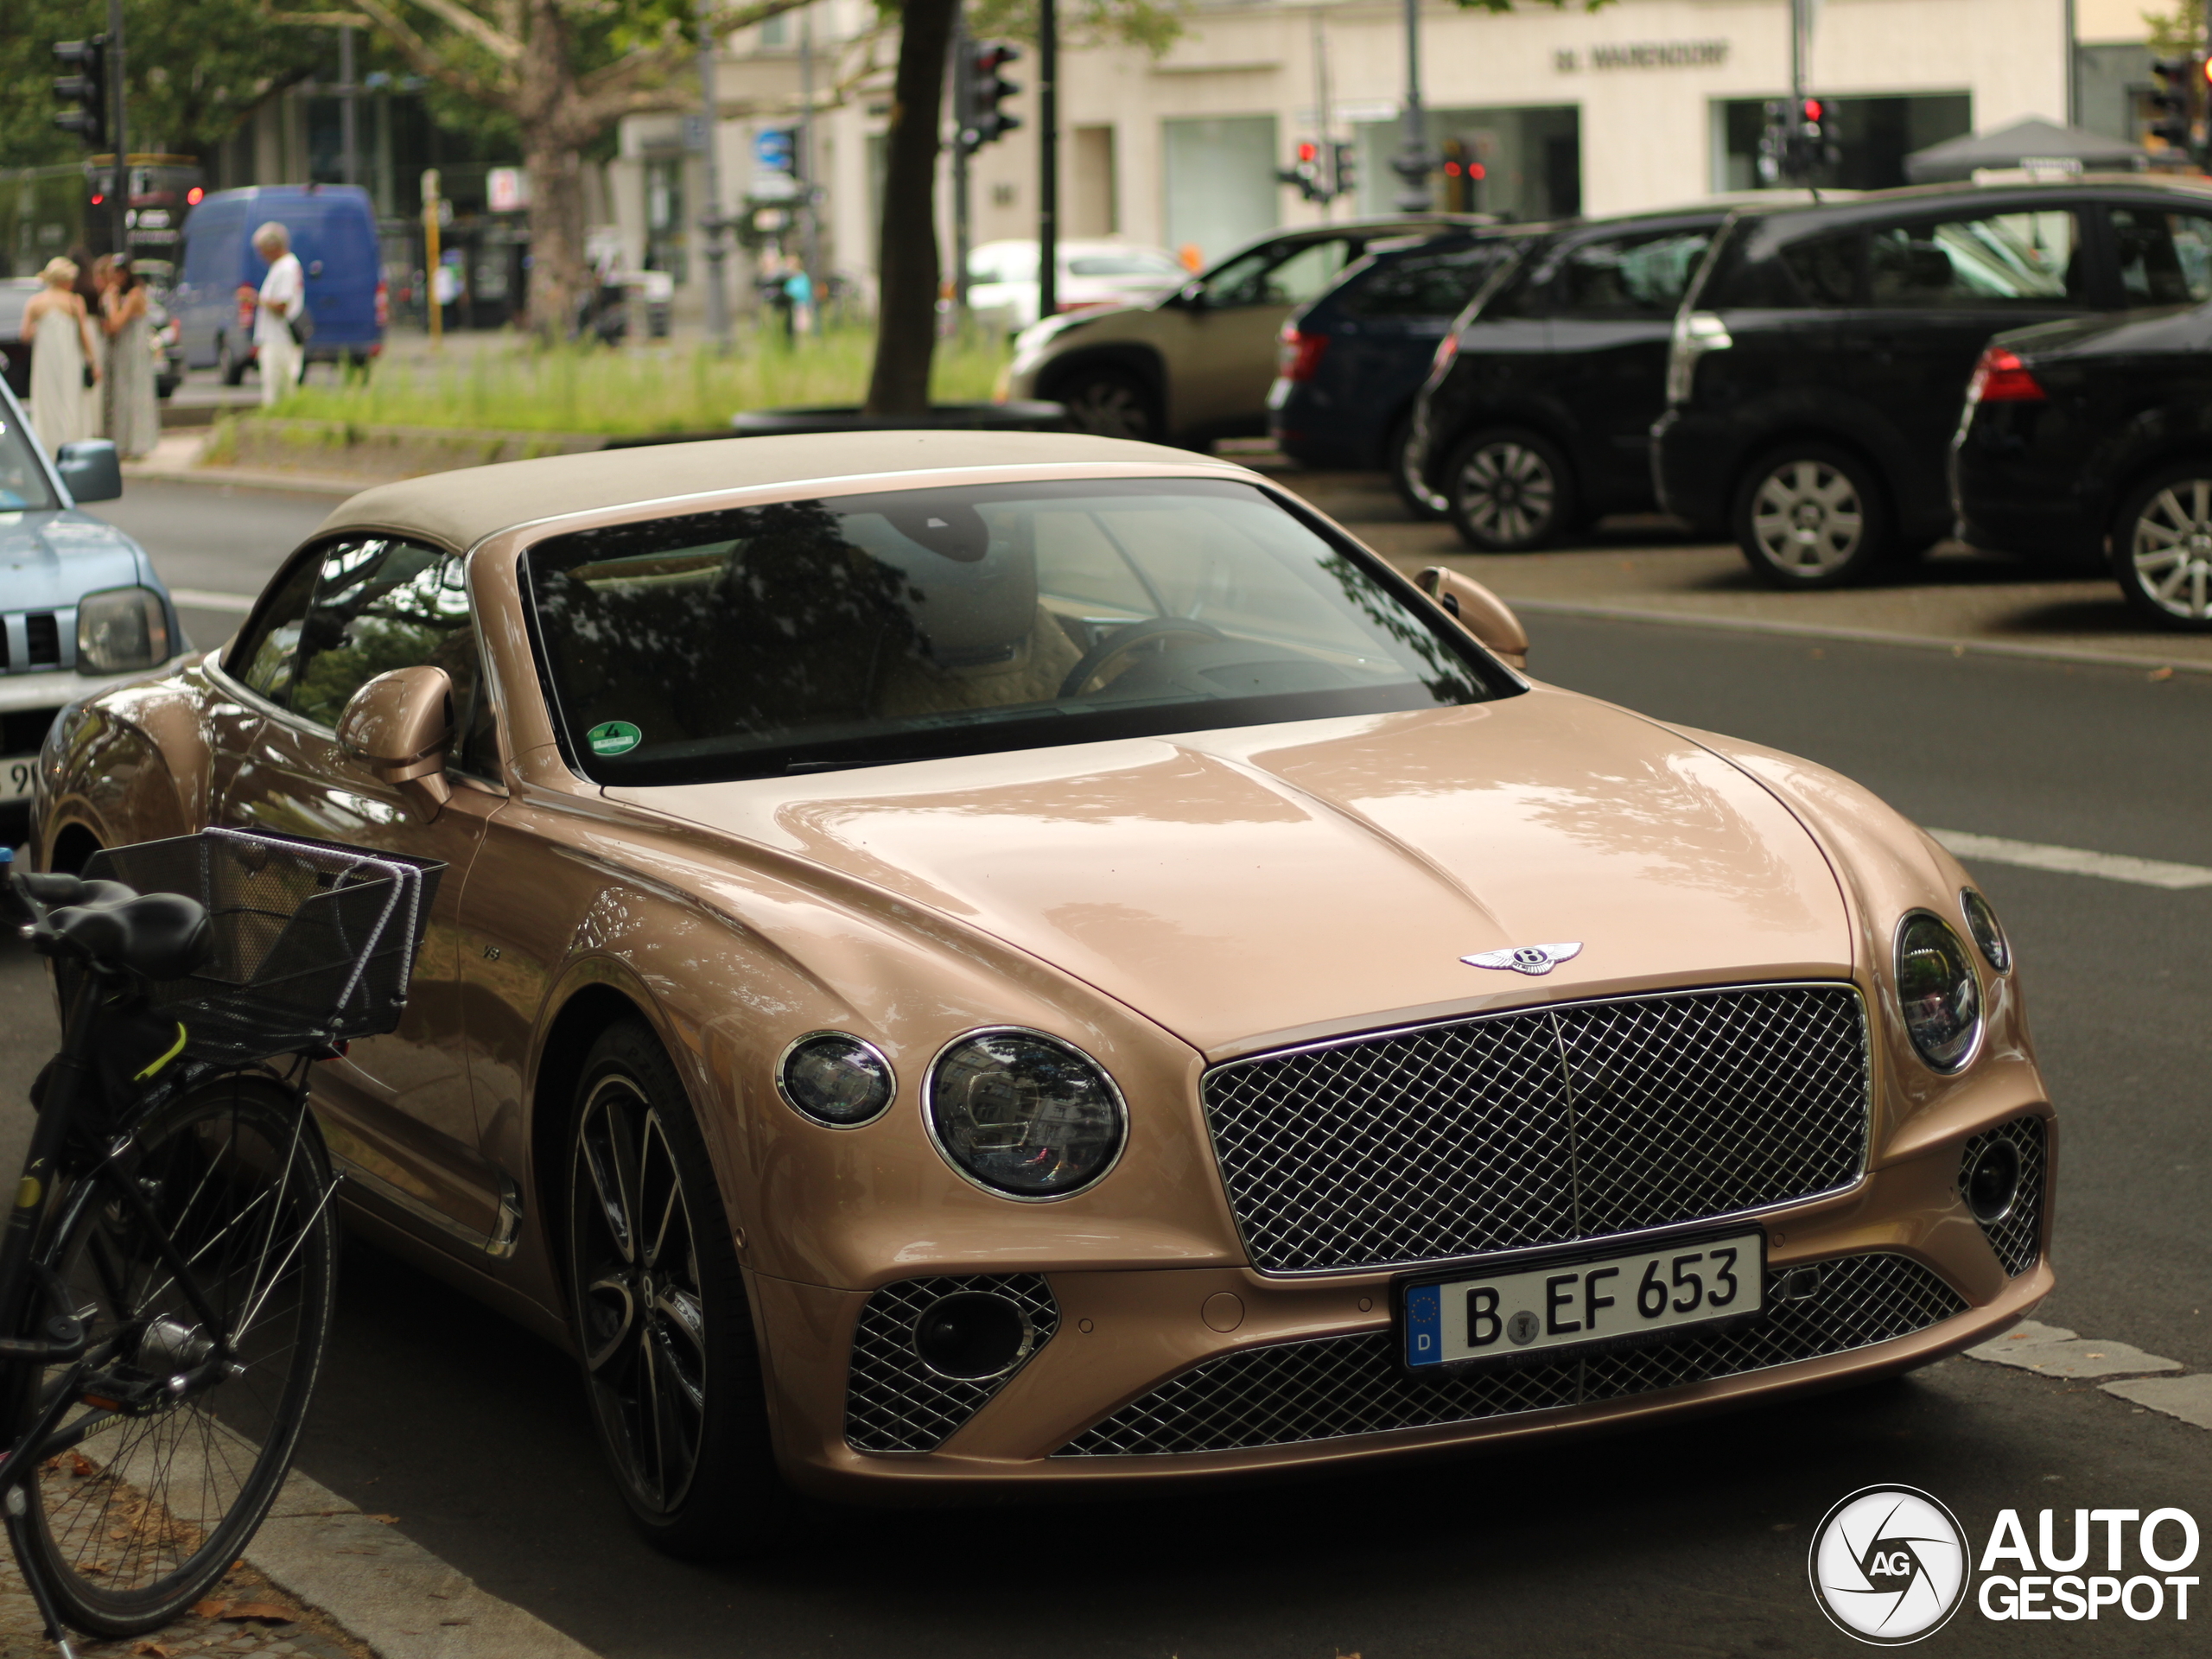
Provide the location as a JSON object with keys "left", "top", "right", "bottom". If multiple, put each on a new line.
{"left": 246, "top": 1466, "right": 601, "bottom": 1659}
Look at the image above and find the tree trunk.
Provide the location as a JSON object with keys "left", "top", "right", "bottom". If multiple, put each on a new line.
{"left": 863, "top": 0, "right": 958, "bottom": 416}
{"left": 519, "top": 0, "right": 591, "bottom": 338}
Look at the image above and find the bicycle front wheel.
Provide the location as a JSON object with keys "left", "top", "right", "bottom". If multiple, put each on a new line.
{"left": 10, "top": 1071, "right": 339, "bottom": 1637}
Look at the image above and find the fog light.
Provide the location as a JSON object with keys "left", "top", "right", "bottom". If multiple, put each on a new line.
{"left": 1964, "top": 1137, "right": 2023, "bottom": 1224}
{"left": 910, "top": 1292, "right": 1033, "bottom": 1380}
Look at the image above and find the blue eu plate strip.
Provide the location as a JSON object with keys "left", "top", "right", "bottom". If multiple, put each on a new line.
{"left": 1404, "top": 1282, "right": 1441, "bottom": 1369}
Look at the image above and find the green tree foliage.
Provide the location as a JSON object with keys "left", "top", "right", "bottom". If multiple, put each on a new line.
{"left": 0, "top": 0, "right": 328, "bottom": 168}
{"left": 2145, "top": 0, "right": 2206, "bottom": 56}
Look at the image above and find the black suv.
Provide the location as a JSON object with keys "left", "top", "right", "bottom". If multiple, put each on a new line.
{"left": 1652, "top": 177, "right": 2212, "bottom": 587}
{"left": 1953, "top": 300, "right": 2212, "bottom": 630}
{"left": 1410, "top": 209, "right": 1730, "bottom": 550}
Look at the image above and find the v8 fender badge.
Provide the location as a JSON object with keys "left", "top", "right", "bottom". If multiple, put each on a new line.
{"left": 1462, "top": 942, "right": 1583, "bottom": 976}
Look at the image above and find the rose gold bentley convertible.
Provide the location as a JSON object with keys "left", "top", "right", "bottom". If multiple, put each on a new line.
{"left": 31, "top": 432, "right": 2053, "bottom": 1554}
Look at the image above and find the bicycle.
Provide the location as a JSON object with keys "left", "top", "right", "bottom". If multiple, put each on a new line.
{"left": 0, "top": 828, "right": 440, "bottom": 1654}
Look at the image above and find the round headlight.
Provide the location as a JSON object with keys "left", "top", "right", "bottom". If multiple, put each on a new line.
{"left": 776, "top": 1032, "right": 895, "bottom": 1127}
{"left": 1896, "top": 912, "right": 1981, "bottom": 1072}
{"left": 1960, "top": 888, "right": 2009, "bottom": 974}
{"left": 925, "top": 1028, "right": 1126, "bottom": 1199}
{"left": 76, "top": 586, "right": 169, "bottom": 674}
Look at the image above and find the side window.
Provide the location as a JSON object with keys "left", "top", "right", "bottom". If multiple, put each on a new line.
{"left": 287, "top": 537, "right": 497, "bottom": 776}
{"left": 1776, "top": 232, "right": 1861, "bottom": 307}
{"left": 2111, "top": 207, "right": 2212, "bottom": 306}
{"left": 1340, "top": 246, "right": 1515, "bottom": 319}
{"left": 227, "top": 552, "right": 321, "bottom": 705}
{"left": 1550, "top": 231, "right": 1713, "bottom": 318}
{"left": 1207, "top": 240, "right": 1350, "bottom": 308}
{"left": 1868, "top": 211, "right": 2086, "bottom": 307}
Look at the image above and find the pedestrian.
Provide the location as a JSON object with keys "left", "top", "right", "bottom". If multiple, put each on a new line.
{"left": 784, "top": 257, "right": 816, "bottom": 340}
{"left": 20, "top": 257, "right": 100, "bottom": 458}
{"left": 73, "top": 248, "right": 107, "bottom": 439}
{"left": 238, "top": 222, "right": 305, "bottom": 406}
{"left": 98, "top": 255, "right": 160, "bottom": 459}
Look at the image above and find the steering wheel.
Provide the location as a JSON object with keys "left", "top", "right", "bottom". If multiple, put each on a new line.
{"left": 1058, "top": 617, "right": 1226, "bottom": 700}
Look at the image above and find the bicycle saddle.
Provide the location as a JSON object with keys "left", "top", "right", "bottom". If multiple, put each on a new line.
{"left": 29, "top": 874, "right": 213, "bottom": 982}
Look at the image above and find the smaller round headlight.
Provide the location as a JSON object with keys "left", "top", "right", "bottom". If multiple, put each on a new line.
{"left": 1896, "top": 912, "right": 1981, "bottom": 1072}
{"left": 1963, "top": 1137, "right": 2023, "bottom": 1224}
{"left": 1960, "top": 888, "right": 2009, "bottom": 974}
{"left": 926, "top": 1028, "right": 1126, "bottom": 1199}
{"left": 776, "top": 1032, "right": 895, "bottom": 1128}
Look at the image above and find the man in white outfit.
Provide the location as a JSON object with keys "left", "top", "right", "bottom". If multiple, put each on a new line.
{"left": 240, "top": 223, "right": 304, "bottom": 406}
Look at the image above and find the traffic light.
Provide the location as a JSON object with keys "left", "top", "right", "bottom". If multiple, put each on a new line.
{"left": 1758, "top": 95, "right": 1839, "bottom": 185}
{"left": 962, "top": 42, "right": 1021, "bottom": 153}
{"left": 2148, "top": 57, "right": 2196, "bottom": 152}
{"left": 1278, "top": 141, "right": 1328, "bottom": 203}
{"left": 52, "top": 37, "right": 108, "bottom": 149}
{"left": 1332, "top": 142, "right": 1357, "bottom": 200}
{"left": 1439, "top": 137, "right": 1486, "bottom": 213}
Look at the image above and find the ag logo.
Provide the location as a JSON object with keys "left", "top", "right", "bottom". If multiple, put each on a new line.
{"left": 1808, "top": 1485, "right": 1969, "bottom": 1644}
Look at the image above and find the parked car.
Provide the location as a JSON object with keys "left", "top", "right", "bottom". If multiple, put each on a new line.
{"left": 1268, "top": 227, "right": 1530, "bottom": 515}
{"left": 1410, "top": 207, "right": 1800, "bottom": 551}
{"left": 0, "top": 378, "right": 188, "bottom": 848}
{"left": 1653, "top": 175, "right": 2212, "bottom": 588}
{"left": 1953, "top": 298, "right": 2212, "bottom": 630}
{"left": 35, "top": 430, "right": 2051, "bottom": 1547}
{"left": 1001, "top": 214, "right": 1488, "bottom": 446}
{"left": 966, "top": 239, "right": 1189, "bottom": 331}
{"left": 172, "top": 184, "right": 387, "bottom": 385}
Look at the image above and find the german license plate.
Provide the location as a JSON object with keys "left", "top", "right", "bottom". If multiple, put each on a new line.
{"left": 1, "top": 753, "right": 35, "bottom": 805}
{"left": 1401, "top": 1229, "right": 1764, "bottom": 1370}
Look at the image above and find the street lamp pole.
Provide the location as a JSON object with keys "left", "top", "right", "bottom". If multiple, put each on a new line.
{"left": 107, "top": 0, "right": 127, "bottom": 259}
{"left": 696, "top": 0, "right": 733, "bottom": 352}
{"left": 1390, "top": 0, "right": 1431, "bottom": 213}
{"left": 339, "top": 23, "right": 359, "bottom": 188}
{"left": 798, "top": 0, "right": 823, "bottom": 296}
{"left": 1039, "top": 0, "right": 1058, "bottom": 319}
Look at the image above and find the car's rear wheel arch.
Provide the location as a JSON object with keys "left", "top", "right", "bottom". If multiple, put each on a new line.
{"left": 1036, "top": 346, "right": 1166, "bottom": 432}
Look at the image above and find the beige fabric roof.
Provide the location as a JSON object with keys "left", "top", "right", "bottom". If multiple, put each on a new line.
{"left": 314, "top": 430, "right": 1237, "bottom": 550}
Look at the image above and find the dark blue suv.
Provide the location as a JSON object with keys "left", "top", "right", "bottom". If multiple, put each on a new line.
{"left": 1268, "top": 230, "right": 1526, "bottom": 514}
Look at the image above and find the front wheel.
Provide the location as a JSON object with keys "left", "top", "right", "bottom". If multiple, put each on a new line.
{"left": 2112, "top": 463, "right": 2212, "bottom": 631}
{"left": 1445, "top": 428, "right": 1575, "bottom": 550}
{"left": 567, "top": 1020, "right": 785, "bottom": 1559}
{"left": 1734, "top": 443, "right": 1896, "bottom": 588}
{"left": 12, "top": 1072, "right": 337, "bottom": 1637}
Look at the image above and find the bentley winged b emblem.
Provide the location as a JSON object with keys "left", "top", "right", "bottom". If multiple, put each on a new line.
{"left": 1461, "top": 942, "right": 1583, "bottom": 976}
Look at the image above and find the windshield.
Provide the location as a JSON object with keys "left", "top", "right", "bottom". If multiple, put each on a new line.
{"left": 524, "top": 478, "right": 1516, "bottom": 783}
{"left": 1067, "top": 252, "right": 1184, "bottom": 277}
{"left": 0, "top": 401, "right": 58, "bottom": 512}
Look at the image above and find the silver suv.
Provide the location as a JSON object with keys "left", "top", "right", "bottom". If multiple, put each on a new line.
{"left": 0, "top": 380, "right": 187, "bottom": 847}
{"left": 1001, "top": 216, "right": 1484, "bottom": 446}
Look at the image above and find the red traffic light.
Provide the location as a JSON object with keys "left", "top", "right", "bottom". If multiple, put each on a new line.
{"left": 186, "top": 186, "right": 203, "bottom": 205}
{"left": 1803, "top": 99, "right": 1823, "bottom": 120}
{"left": 1296, "top": 142, "right": 1318, "bottom": 163}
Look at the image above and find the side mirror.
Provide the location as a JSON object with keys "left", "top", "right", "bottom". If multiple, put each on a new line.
{"left": 55, "top": 440, "right": 122, "bottom": 504}
{"left": 1172, "top": 281, "right": 1208, "bottom": 310}
{"left": 337, "top": 665, "right": 454, "bottom": 820}
{"left": 1415, "top": 566, "right": 1529, "bottom": 671}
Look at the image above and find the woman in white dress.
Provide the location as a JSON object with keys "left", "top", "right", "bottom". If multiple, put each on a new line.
{"left": 22, "top": 257, "right": 100, "bottom": 457}
{"left": 99, "top": 257, "right": 159, "bottom": 459}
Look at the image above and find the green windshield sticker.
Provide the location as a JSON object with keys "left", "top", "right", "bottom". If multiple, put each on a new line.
{"left": 586, "top": 721, "right": 642, "bottom": 757}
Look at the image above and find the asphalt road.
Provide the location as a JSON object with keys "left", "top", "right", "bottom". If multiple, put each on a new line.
{"left": 3, "top": 486, "right": 2208, "bottom": 1656}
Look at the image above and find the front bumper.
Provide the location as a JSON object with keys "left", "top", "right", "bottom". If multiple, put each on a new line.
{"left": 752, "top": 1104, "right": 2053, "bottom": 1500}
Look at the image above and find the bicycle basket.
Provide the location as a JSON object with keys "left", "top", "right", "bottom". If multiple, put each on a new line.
{"left": 82, "top": 828, "right": 446, "bottom": 1064}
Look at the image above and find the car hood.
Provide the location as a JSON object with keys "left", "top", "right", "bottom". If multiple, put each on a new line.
{"left": 0, "top": 509, "right": 151, "bottom": 612}
{"left": 613, "top": 687, "right": 1853, "bottom": 1058}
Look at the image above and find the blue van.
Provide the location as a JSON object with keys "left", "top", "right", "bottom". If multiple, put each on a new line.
{"left": 174, "top": 185, "right": 385, "bottom": 384}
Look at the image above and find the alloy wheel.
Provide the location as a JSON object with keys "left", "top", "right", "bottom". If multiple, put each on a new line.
{"left": 2128, "top": 479, "right": 2212, "bottom": 623}
{"left": 1750, "top": 459, "right": 1866, "bottom": 577}
{"left": 572, "top": 1075, "right": 709, "bottom": 1516}
{"left": 1062, "top": 376, "right": 1154, "bottom": 441}
{"left": 1455, "top": 441, "right": 1558, "bottom": 546}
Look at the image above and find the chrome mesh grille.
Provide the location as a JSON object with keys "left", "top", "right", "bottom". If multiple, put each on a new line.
{"left": 844, "top": 1274, "right": 1059, "bottom": 1454}
{"left": 1960, "top": 1115, "right": 2047, "bottom": 1277}
{"left": 1204, "top": 985, "right": 1868, "bottom": 1274}
{"left": 1056, "top": 1253, "right": 1962, "bottom": 1456}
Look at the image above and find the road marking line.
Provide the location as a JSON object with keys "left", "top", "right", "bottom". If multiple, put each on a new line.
{"left": 168, "top": 588, "right": 257, "bottom": 613}
{"left": 1930, "top": 830, "right": 2212, "bottom": 891}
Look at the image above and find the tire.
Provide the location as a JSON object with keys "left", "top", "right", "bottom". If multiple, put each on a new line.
{"left": 567, "top": 1020, "right": 785, "bottom": 1559}
{"left": 2111, "top": 462, "right": 2212, "bottom": 631}
{"left": 1733, "top": 443, "right": 1897, "bottom": 589}
{"left": 1444, "top": 428, "right": 1575, "bottom": 551}
{"left": 1386, "top": 417, "right": 1448, "bottom": 522}
{"left": 1056, "top": 369, "right": 1159, "bottom": 442}
{"left": 11, "top": 1073, "right": 337, "bottom": 1637}
{"left": 215, "top": 336, "right": 247, "bottom": 388}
